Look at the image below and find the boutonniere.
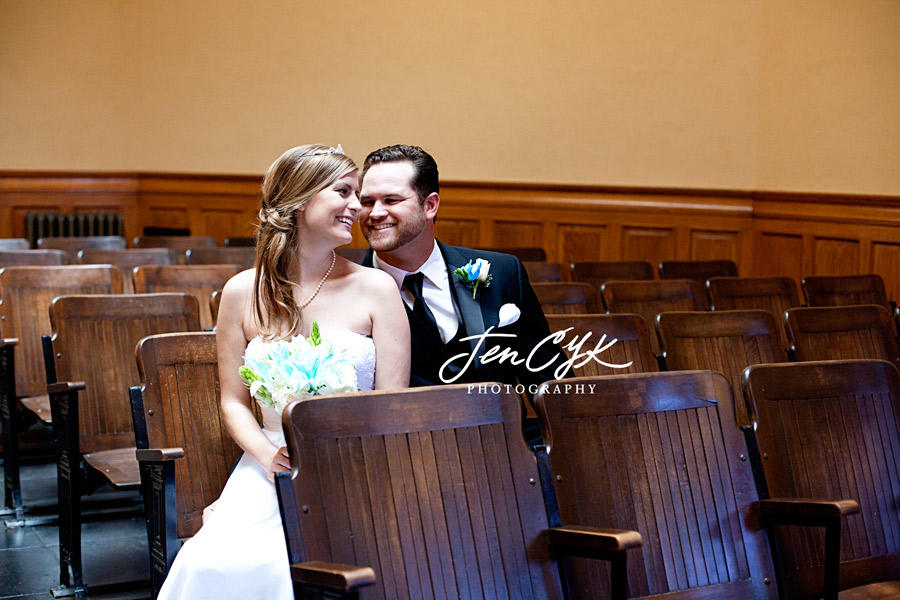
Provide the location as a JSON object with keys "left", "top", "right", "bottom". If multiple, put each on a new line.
{"left": 454, "top": 258, "right": 492, "bottom": 299}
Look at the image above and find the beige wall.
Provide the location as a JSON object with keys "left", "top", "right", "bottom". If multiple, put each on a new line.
{"left": 1, "top": 0, "right": 898, "bottom": 194}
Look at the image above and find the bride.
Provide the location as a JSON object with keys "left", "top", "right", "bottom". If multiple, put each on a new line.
{"left": 158, "top": 144, "right": 410, "bottom": 600}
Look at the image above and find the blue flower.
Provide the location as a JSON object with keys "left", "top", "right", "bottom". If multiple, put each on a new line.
{"left": 454, "top": 258, "right": 492, "bottom": 299}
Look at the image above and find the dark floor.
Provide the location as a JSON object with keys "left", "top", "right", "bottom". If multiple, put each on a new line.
{"left": 0, "top": 460, "right": 151, "bottom": 600}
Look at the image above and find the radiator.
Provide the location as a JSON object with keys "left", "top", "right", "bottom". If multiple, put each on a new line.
{"left": 24, "top": 211, "right": 124, "bottom": 247}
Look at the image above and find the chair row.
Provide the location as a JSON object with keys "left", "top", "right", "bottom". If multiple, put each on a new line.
{"left": 0, "top": 235, "right": 257, "bottom": 251}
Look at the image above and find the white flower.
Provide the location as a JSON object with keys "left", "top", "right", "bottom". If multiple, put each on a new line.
{"left": 498, "top": 303, "right": 521, "bottom": 327}
{"left": 454, "top": 259, "right": 493, "bottom": 299}
{"left": 473, "top": 258, "right": 491, "bottom": 282}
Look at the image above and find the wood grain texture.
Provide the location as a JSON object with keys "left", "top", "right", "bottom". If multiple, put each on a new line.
{"left": 785, "top": 305, "right": 900, "bottom": 366}
{"left": 533, "top": 282, "right": 597, "bottom": 314}
{"left": 132, "top": 264, "right": 241, "bottom": 330}
{"left": 545, "top": 313, "right": 658, "bottom": 377}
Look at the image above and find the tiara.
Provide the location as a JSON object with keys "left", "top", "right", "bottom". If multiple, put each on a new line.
{"left": 311, "top": 144, "right": 344, "bottom": 156}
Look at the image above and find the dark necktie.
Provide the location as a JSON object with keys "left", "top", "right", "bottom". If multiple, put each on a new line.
{"left": 403, "top": 272, "right": 441, "bottom": 341}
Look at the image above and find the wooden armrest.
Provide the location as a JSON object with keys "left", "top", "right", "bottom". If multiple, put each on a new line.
{"left": 757, "top": 497, "right": 860, "bottom": 527}
{"left": 549, "top": 525, "right": 643, "bottom": 553}
{"left": 136, "top": 448, "right": 185, "bottom": 462}
{"left": 0, "top": 337, "right": 18, "bottom": 347}
{"left": 290, "top": 560, "right": 376, "bottom": 591}
{"left": 47, "top": 381, "right": 86, "bottom": 395}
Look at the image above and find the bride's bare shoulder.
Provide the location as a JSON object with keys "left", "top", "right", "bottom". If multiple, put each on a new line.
{"left": 340, "top": 260, "right": 397, "bottom": 296}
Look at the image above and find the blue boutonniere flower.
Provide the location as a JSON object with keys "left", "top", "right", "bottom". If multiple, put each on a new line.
{"left": 454, "top": 258, "right": 492, "bottom": 299}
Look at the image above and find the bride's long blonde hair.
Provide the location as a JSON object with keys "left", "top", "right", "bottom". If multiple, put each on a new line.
{"left": 254, "top": 145, "right": 357, "bottom": 339}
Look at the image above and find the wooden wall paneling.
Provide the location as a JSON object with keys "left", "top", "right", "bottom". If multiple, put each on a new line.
{"left": 620, "top": 226, "right": 677, "bottom": 265}
{"left": 753, "top": 231, "right": 804, "bottom": 282}
{"left": 200, "top": 209, "right": 251, "bottom": 244}
{"left": 689, "top": 229, "right": 739, "bottom": 261}
{"left": 433, "top": 218, "right": 480, "bottom": 248}
{"left": 492, "top": 221, "right": 543, "bottom": 249}
{"left": 871, "top": 241, "right": 900, "bottom": 302}
{"left": 555, "top": 224, "right": 606, "bottom": 263}
{"left": 812, "top": 237, "right": 860, "bottom": 275}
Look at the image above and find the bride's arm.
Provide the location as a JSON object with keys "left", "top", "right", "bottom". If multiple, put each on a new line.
{"left": 216, "top": 271, "right": 289, "bottom": 479}
{"left": 368, "top": 271, "right": 411, "bottom": 390}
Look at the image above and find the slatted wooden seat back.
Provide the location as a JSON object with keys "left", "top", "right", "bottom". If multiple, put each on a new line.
{"left": 132, "top": 332, "right": 241, "bottom": 596}
{"left": 601, "top": 279, "right": 709, "bottom": 355}
{"left": 533, "top": 282, "right": 597, "bottom": 314}
{"left": 476, "top": 246, "right": 547, "bottom": 261}
{"left": 0, "top": 238, "right": 29, "bottom": 250}
{"left": 545, "top": 313, "right": 658, "bottom": 376}
{"left": 524, "top": 261, "right": 568, "bottom": 282}
{"left": 0, "top": 249, "right": 69, "bottom": 267}
{"left": 706, "top": 276, "right": 800, "bottom": 350}
{"left": 277, "top": 384, "right": 603, "bottom": 599}
{"left": 133, "top": 235, "right": 219, "bottom": 250}
{"left": 133, "top": 264, "right": 241, "bottom": 330}
{"left": 536, "top": 371, "right": 777, "bottom": 599}
{"left": 656, "top": 310, "right": 787, "bottom": 427}
{"left": 743, "top": 360, "right": 900, "bottom": 598}
{"left": 658, "top": 259, "right": 738, "bottom": 282}
{"left": 570, "top": 261, "right": 655, "bottom": 295}
{"left": 801, "top": 274, "right": 890, "bottom": 309}
{"left": 0, "top": 266, "right": 124, "bottom": 398}
{"left": 184, "top": 246, "right": 256, "bottom": 270}
{"left": 48, "top": 293, "right": 201, "bottom": 454}
{"left": 37, "top": 235, "right": 127, "bottom": 254}
{"left": 78, "top": 248, "right": 180, "bottom": 293}
{"left": 785, "top": 305, "right": 900, "bottom": 366}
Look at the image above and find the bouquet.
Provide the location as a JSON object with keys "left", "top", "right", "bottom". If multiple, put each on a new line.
{"left": 239, "top": 322, "right": 359, "bottom": 413}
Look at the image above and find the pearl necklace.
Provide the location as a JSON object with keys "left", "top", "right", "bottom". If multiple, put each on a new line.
{"left": 298, "top": 250, "right": 336, "bottom": 310}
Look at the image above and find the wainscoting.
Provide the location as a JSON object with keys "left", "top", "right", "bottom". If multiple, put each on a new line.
{"left": 3, "top": 171, "right": 900, "bottom": 300}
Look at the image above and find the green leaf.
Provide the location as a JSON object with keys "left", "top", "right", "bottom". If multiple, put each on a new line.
{"left": 310, "top": 321, "right": 322, "bottom": 346}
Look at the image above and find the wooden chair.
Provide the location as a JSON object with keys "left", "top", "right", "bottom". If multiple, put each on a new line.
{"left": 601, "top": 279, "right": 709, "bottom": 355}
{"left": 656, "top": 309, "right": 788, "bottom": 427}
{"left": 78, "top": 248, "right": 180, "bottom": 293}
{"left": 570, "top": 261, "right": 655, "bottom": 294}
{"left": 535, "top": 371, "right": 779, "bottom": 599}
{"left": 706, "top": 276, "right": 801, "bottom": 351}
{"left": 37, "top": 235, "right": 127, "bottom": 255}
{"left": 223, "top": 236, "right": 255, "bottom": 247}
{"left": 658, "top": 259, "right": 738, "bottom": 282}
{"left": 44, "top": 293, "right": 201, "bottom": 595}
{"left": 133, "top": 235, "right": 218, "bottom": 250}
{"left": 0, "top": 249, "right": 68, "bottom": 267}
{"left": 210, "top": 290, "right": 222, "bottom": 326}
{"left": 184, "top": 246, "right": 256, "bottom": 270}
{"left": 0, "top": 238, "right": 30, "bottom": 250}
{"left": 475, "top": 246, "right": 547, "bottom": 261}
{"left": 131, "top": 332, "right": 241, "bottom": 599}
{"left": 276, "top": 384, "right": 642, "bottom": 599}
{"left": 133, "top": 264, "right": 241, "bottom": 330}
{"left": 785, "top": 304, "right": 900, "bottom": 365}
{"left": 801, "top": 274, "right": 891, "bottom": 310}
{"left": 524, "top": 261, "right": 568, "bottom": 282}
{"left": 533, "top": 282, "right": 597, "bottom": 314}
{"left": 0, "top": 265, "right": 123, "bottom": 520}
{"left": 545, "top": 314, "right": 658, "bottom": 376}
{"left": 335, "top": 247, "right": 368, "bottom": 262}
{"left": 743, "top": 360, "right": 900, "bottom": 599}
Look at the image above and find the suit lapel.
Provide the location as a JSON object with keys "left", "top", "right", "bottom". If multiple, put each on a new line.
{"left": 440, "top": 243, "right": 487, "bottom": 355}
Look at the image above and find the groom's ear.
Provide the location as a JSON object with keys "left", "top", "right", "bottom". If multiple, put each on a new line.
{"left": 423, "top": 192, "right": 440, "bottom": 222}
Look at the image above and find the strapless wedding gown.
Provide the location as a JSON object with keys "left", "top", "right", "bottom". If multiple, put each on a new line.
{"left": 158, "top": 329, "right": 376, "bottom": 600}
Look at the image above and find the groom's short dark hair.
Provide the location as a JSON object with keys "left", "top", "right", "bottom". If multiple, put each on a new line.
{"left": 362, "top": 145, "right": 439, "bottom": 204}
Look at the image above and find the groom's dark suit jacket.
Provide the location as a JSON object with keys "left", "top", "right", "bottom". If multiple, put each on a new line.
{"left": 362, "top": 242, "right": 568, "bottom": 392}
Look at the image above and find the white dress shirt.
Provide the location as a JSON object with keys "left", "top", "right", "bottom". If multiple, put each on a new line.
{"left": 373, "top": 241, "right": 460, "bottom": 344}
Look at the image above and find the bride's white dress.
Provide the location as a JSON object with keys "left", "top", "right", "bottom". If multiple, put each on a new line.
{"left": 158, "top": 329, "right": 376, "bottom": 600}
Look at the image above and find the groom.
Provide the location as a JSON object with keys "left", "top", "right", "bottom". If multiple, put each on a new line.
{"left": 358, "top": 144, "right": 568, "bottom": 403}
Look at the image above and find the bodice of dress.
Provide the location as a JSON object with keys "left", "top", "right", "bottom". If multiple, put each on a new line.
{"left": 245, "top": 329, "right": 376, "bottom": 432}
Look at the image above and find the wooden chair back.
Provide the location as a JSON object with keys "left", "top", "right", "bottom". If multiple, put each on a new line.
{"left": 335, "top": 247, "right": 368, "bottom": 262}
{"left": 133, "top": 235, "right": 218, "bottom": 250}
{"left": 601, "top": 279, "right": 709, "bottom": 354}
{"left": 133, "top": 332, "right": 238, "bottom": 538}
{"left": 0, "top": 265, "right": 124, "bottom": 398}
{"left": 524, "top": 261, "right": 567, "bottom": 282}
{"left": 785, "top": 304, "right": 900, "bottom": 366}
{"left": 184, "top": 247, "right": 256, "bottom": 270}
{"left": 545, "top": 313, "right": 658, "bottom": 376}
{"left": 223, "top": 236, "right": 255, "bottom": 247}
{"left": 132, "top": 264, "right": 241, "bottom": 330}
{"left": 743, "top": 360, "right": 900, "bottom": 597}
{"left": 570, "top": 261, "right": 655, "bottom": 293}
{"left": 536, "top": 371, "right": 777, "bottom": 599}
{"left": 210, "top": 290, "right": 222, "bottom": 326}
{"left": 801, "top": 274, "right": 890, "bottom": 309}
{"left": 0, "top": 238, "right": 29, "bottom": 250}
{"left": 658, "top": 259, "right": 738, "bottom": 282}
{"left": 36, "top": 236, "right": 127, "bottom": 255}
{"left": 706, "top": 276, "right": 800, "bottom": 349}
{"left": 0, "top": 249, "right": 68, "bottom": 267}
{"left": 475, "top": 246, "right": 547, "bottom": 261}
{"left": 278, "top": 384, "right": 567, "bottom": 598}
{"left": 48, "top": 293, "right": 201, "bottom": 454}
{"left": 78, "top": 248, "right": 180, "bottom": 293}
{"left": 656, "top": 310, "right": 787, "bottom": 427}
{"left": 533, "top": 282, "right": 597, "bottom": 314}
